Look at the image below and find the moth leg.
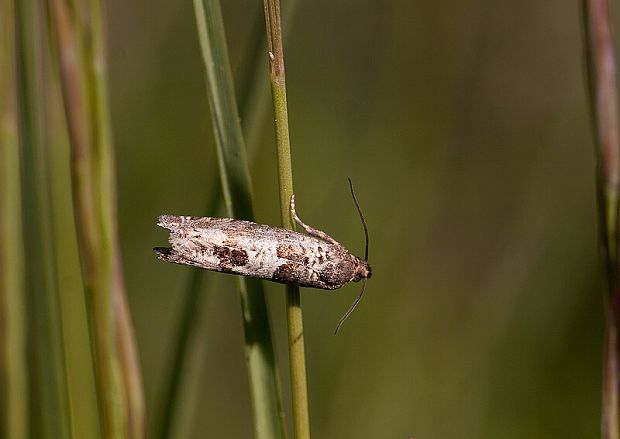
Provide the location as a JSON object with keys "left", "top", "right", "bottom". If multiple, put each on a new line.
{"left": 290, "top": 194, "right": 341, "bottom": 246}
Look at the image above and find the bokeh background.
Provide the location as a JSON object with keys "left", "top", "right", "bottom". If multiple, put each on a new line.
{"left": 70, "top": 1, "right": 620, "bottom": 437}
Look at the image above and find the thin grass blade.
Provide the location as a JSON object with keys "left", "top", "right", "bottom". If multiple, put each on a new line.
{"left": 46, "top": 0, "right": 145, "bottom": 436}
{"left": 263, "top": 0, "right": 311, "bottom": 437}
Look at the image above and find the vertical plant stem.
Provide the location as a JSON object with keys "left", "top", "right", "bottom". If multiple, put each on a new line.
{"left": 263, "top": 1, "right": 311, "bottom": 438}
{"left": 47, "top": 2, "right": 120, "bottom": 436}
{"left": 583, "top": 0, "right": 620, "bottom": 438}
{"left": 239, "top": 0, "right": 299, "bottom": 155}
{"left": 113, "top": 255, "right": 145, "bottom": 439}
{"left": 86, "top": 0, "right": 145, "bottom": 436}
{"left": 0, "top": 0, "right": 28, "bottom": 436}
{"left": 15, "top": 0, "right": 72, "bottom": 437}
{"left": 193, "top": 1, "right": 287, "bottom": 438}
{"left": 46, "top": 66, "right": 103, "bottom": 439}
{"left": 47, "top": 0, "right": 144, "bottom": 436}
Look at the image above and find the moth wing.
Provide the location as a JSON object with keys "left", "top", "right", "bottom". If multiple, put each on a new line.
{"left": 186, "top": 217, "right": 297, "bottom": 242}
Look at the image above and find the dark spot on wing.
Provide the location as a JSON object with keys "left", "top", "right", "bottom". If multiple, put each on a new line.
{"left": 273, "top": 262, "right": 321, "bottom": 286}
{"left": 213, "top": 245, "right": 248, "bottom": 267}
{"left": 272, "top": 263, "right": 298, "bottom": 283}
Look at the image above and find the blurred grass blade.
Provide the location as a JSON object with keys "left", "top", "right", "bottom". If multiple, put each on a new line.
{"left": 113, "top": 255, "right": 145, "bottom": 439}
{"left": 15, "top": 0, "right": 73, "bottom": 437}
{"left": 84, "top": 1, "right": 146, "bottom": 433}
{"left": 0, "top": 0, "right": 28, "bottom": 437}
{"left": 263, "top": 0, "right": 311, "bottom": 437}
{"left": 193, "top": 1, "right": 287, "bottom": 438}
{"left": 46, "top": 64, "right": 103, "bottom": 438}
{"left": 46, "top": 0, "right": 145, "bottom": 437}
{"left": 582, "top": 0, "right": 620, "bottom": 438}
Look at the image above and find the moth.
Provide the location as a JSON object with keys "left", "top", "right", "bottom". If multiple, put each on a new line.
{"left": 154, "top": 180, "right": 371, "bottom": 333}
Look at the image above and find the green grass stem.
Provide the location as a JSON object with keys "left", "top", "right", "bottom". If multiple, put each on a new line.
{"left": 263, "top": 1, "right": 311, "bottom": 437}
{"left": 193, "top": 0, "right": 287, "bottom": 438}
{"left": 238, "top": 1, "right": 299, "bottom": 155}
{"left": 46, "top": 69, "right": 102, "bottom": 439}
{"left": 85, "top": 1, "right": 145, "bottom": 436}
{"left": 47, "top": 0, "right": 144, "bottom": 436}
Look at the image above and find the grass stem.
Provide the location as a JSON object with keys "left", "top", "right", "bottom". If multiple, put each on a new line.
{"left": 47, "top": 0, "right": 144, "bottom": 436}
{"left": 263, "top": 0, "right": 311, "bottom": 437}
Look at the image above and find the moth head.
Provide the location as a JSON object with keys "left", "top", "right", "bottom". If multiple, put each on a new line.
{"left": 354, "top": 260, "right": 372, "bottom": 281}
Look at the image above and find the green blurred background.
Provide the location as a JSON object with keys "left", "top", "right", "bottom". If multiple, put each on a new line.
{"left": 83, "top": 1, "right": 615, "bottom": 437}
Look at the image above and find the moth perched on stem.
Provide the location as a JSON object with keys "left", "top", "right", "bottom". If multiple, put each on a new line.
{"left": 154, "top": 180, "right": 371, "bottom": 333}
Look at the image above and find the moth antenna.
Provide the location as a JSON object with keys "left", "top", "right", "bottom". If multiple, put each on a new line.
{"left": 348, "top": 178, "right": 369, "bottom": 261}
{"left": 334, "top": 279, "right": 367, "bottom": 335}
